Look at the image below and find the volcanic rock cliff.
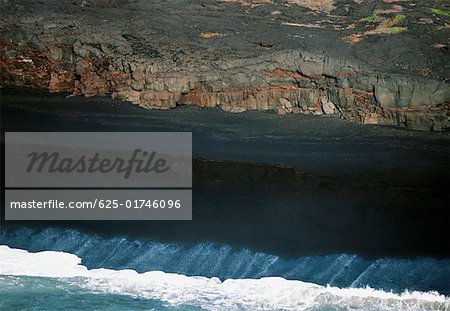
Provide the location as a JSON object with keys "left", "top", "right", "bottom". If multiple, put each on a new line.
{"left": 1, "top": 0, "right": 449, "bottom": 130}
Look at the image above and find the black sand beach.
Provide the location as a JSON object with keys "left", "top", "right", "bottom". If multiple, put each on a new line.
{"left": 1, "top": 1, "right": 450, "bottom": 308}
{"left": 2, "top": 88, "right": 449, "bottom": 258}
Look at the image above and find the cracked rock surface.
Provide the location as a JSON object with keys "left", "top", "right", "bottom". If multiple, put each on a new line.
{"left": 1, "top": 0, "right": 449, "bottom": 130}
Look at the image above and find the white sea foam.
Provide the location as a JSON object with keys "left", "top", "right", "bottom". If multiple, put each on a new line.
{"left": 0, "top": 245, "right": 449, "bottom": 311}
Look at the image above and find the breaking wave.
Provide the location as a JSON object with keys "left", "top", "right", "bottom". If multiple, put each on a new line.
{"left": 0, "top": 245, "right": 449, "bottom": 311}
{"left": 1, "top": 228, "right": 449, "bottom": 310}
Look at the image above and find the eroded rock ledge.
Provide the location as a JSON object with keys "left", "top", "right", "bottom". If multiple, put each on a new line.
{"left": 1, "top": 0, "right": 449, "bottom": 131}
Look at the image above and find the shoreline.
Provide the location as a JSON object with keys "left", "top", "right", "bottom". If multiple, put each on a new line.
{"left": 1, "top": 87, "right": 449, "bottom": 258}
{"left": 1, "top": 1, "right": 450, "bottom": 308}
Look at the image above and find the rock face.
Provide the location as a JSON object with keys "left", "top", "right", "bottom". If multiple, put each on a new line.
{"left": 0, "top": 0, "right": 449, "bottom": 131}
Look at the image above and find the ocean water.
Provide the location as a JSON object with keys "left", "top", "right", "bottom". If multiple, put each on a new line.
{"left": 0, "top": 275, "right": 200, "bottom": 311}
{"left": 0, "top": 228, "right": 449, "bottom": 311}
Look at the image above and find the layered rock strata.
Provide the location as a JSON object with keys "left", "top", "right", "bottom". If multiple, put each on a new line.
{"left": 1, "top": 1, "right": 449, "bottom": 131}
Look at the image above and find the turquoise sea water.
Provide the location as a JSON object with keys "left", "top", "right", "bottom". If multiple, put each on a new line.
{"left": 0, "top": 275, "right": 202, "bottom": 311}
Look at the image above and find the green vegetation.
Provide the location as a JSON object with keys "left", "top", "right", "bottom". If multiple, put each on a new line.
{"left": 431, "top": 8, "right": 450, "bottom": 17}
{"left": 390, "top": 27, "right": 407, "bottom": 34}
{"left": 361, "top": 13, "right": 406, "bottom": 25}
{"left": 381, "top": 14, "right": 407, "bottom": 28}
{"left": 393, "top": 14, "right": 406, "bottom": 23}
{"left": 361, "top": 14, "right": 378, "bottom": 22}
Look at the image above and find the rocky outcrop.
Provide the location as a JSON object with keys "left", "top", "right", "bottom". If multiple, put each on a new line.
{"left": 1, "top": 0, "right": 449, "bottom": 131}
